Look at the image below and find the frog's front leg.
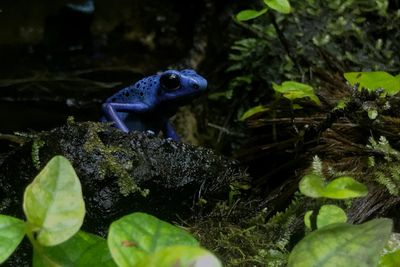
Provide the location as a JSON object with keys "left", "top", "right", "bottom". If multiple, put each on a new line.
{"left": 164, "top": 121, "right": 180, "bottom": 141}
{"left": 102, "top": 102, "right": 151, "bottom": 133}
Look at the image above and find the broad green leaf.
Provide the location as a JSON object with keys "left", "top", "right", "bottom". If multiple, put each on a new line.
{"left": 272, "top": 81, "right": 320, "bottom": 105}
{"left": 316, "top": 205, "right": 347, "bottom": 229}
{"left": 23, "top": 155, "right": 85, "bottom": 246}
{"left": 344, "top": 72, "right": 400, "bottom": 95}
{"left": 236, "top": 8, "right": 268, "bottom": 21}
{"left": 140, "top": 245, "right": 222, "bottom": 267}
{"left": 263, "top": 0, "right": 291, "bottom": 14}
{"left": 379, "top": 233, "right": 400, "bottom": 267}
{"left": 239, "top": 105, "right": 269, "bottom": 121}
{"left": 288, "top": 218, "right": 393, "bottom": 267}
{"left": 108, "top": 212, "right": 199, "bottom": 267}
{"left": 0, "top": 215, "right": 26, "bottom": 264}
{"left": 33, "top": 231, "right": 115, "bottom": 267}
{"left": 76, "top": 236, "right": 116, "bottom": 267}
{"left": 304, "top": 210, "right": 313, "bottom": 230}
{"left": 322, "top": 176, "right": 368, "bottom": 199}
{"left": 299, "top": 174, "right": 325, "bottom": 198}
{"left": 300, "top": 174, "right": 368, "bottom": 200}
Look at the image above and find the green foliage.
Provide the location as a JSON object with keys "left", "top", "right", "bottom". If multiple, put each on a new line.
{"left": 31, "top": 138, "right": 45, "bottom": 170}
{"left": 367, "top": 136, "right": 400, "bottom": 195}
{"left": 293, "top": 157, "right": 400, "bottom": 266}
{"left": 236, "top": 0, "right": 291, "bottom": 21}
{"left": 380, "top": 250, "right": 400, "bottom": 267}
{"left": 33, "top": 231, "right": 116, "bottom": 267}
{"left": 263, "top": 0, "right": 291, "bottom": 14}
{"left": 259, "top": 193, "right": 305, "bottom": 265}
{"left": 288, "top": 219, "right": 393, "bottom": 267}
{"left": 344, "top": 72, "right": 400, "bottom": 95}
{"left": 299, "top": 174, "right": 368, "bottom": 199}
{"left": 304, "top": 205, "right": 348, "bottom": 230}
{"left": 0, "top": 215, "right": 25, "bottom": 264}
{"left": 368, "top": 109, "right": 379, "bottom": 120}
{"left": 379, "top": 233, "right": 400, "bottom": 267}
{"left": 208, "top": 39, "right": 256, "bottom": 101}
{"left": 215, "top": 1, "right": 400, "bottom": 265}
{"left": 138, "top": 245, "right": 222, "bottom": 267}
{"left": 309, "top": 205, "right": 347, "bottom": 229}
{"left": 107, "top": 212, "right": 200, "bottom": 267}
{"left": 0, "top": 155, "right": 220, "bottom": 266}
{"left": 240, "top": 105, "right": 270, "bottom": 121}
{"left": 220, "top": 0, "right": 400, "bottom": 128}
{"left": 311, "top": 155, "right": 323, "bottom": 177}
{"left": 23, "top": 155, "right": 85, "bottom": 246}
{"left": 236, "top": 79, "right": 319, "bottom": 122}
{"left": 236, "top": 8, "right": 269, "bottom": 21}
{"left": 299, "top": 174, "right": 326, "bottom": 198}
{"left": 272, "top": 81, "right": 320, "bottom": 106}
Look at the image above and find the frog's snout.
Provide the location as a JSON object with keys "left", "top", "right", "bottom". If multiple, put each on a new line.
{"left": 190, "top": 76, "right": 207, "bottom": 91}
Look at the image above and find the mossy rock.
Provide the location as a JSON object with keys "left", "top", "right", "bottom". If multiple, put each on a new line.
{"left": 0, "top": 121, "right": 247, "bottom": 236}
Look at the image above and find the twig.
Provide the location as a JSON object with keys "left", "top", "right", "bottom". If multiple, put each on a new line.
{"left": 0, "top": 134, "right": 26, "bottom": 145}
{"left": 0, "top": 77, "right": 121, "bottom": 89}
{"left": 207, "top": 123, "right": 246, "bottom": 138}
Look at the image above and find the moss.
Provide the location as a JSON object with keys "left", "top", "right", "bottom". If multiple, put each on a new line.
{"left": 82, "top": 123, "right": 149, "bottom": 197}
{"left": 190, "top": 192, "right": 314, "bottom": 267}
{"left": 367, "top": 136, "right": 400, "bottom": 196}
{"left": 31, "top": 138, "right": 45, "bottom": 170}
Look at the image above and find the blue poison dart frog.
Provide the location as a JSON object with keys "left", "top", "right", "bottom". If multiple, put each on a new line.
{"left": 101, "top": 69, "right": 207, "bottom": 141}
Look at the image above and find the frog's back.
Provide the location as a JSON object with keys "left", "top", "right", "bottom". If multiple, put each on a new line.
{"left": 105, "top": 75, "right": 159, "bottom": 106}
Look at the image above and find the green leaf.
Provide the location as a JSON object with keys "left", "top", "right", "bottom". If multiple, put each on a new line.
{"left": 23, "top": 155, "right": 85, "bottom": 246}
{"left": 0, "top": 215, "right": 26, "bottom": 264}
{"left": 272, "top": 81, "right": 320, "bottom": 105}
{"left": 322, "top": 176, "right": 368, "bottom": 199}
{"left": 316, "top": 205, "right": 347, "bottom": 229}
{"left": 288, "top": 218, "right": 393, "bottom": 267}
{"left": 300, "top": 174, "right": 368, "bottom": 199}
{"left": 380, "top": 250, "right": 400, "bottom": 267}
{"left": 292, "top": 103, "right": 303, "bottom": 110}
{"left": 239, "top": 105, "right": 269, "bottom": 121}
{"left": 379, "top": 233, "right": 400, "bottom": 267}
{"left": 344, "top": 72, "right": 400, "bottom": 95}
{"left": 33, "top": 231, "right": 116, "bottom": 267}
{"left": 140, "top": 245, "right": 222, "bottom": 267}
{"left": 263, "top": 0, "right": 291, "bottom": 14}
{"left": 304, "top": 210, "right": 313, "bottom": 230}
{"left": 334, "top": 99, "right": 347, "bottom": 110}
{"left": 208, "top": 90, "right": 233, "bottom": 100}
{"left": 368, "top": 109, "right": 378, "bottom": 120}
{"left": 236, "top": 8, "right": 268, "bottom": 21}
{"left": 299, "top": 174, "right": 325, "bottom": 198}
{"left": 108, "top": 212, "right": 199, "bottom": 267}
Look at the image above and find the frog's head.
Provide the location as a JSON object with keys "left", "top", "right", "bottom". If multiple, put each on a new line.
{"left": 157, "top": 69, "right": 207, "bottom": 104}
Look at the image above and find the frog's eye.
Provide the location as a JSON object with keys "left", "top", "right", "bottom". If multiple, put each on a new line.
{"left": 160, "top": 73, "right": 181, "bottom": 91}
